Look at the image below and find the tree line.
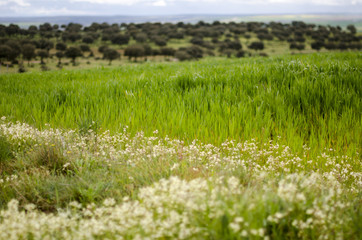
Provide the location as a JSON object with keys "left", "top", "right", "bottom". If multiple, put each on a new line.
{"left": 0, "top": 20, "right": 360, "bottom": 71}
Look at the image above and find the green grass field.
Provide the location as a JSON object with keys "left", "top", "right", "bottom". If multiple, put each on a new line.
{"left": 0, "top": 52, "right": 361, "bottom": 239}
{"left": 1, "top": 52, "right": 361, "bottom": 155}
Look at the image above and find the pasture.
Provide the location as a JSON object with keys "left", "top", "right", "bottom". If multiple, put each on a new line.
{"left": 0, "top": 52, "right": 361, "bottom": 239}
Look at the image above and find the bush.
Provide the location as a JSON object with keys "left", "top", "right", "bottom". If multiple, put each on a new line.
{"left": 55, "top": 42, "right": 67, "bottom": 51}
{"left": 290, "top": 42, "right": 305, "bottom": 51}
{"left": 311, "top": 41, "right": 324, "bottom": 51}
{"left": 124, "top": 45, "right": 145, "bottom": 61}
{"left": 154, "top": 37, "right": 167, "bottom": 47}
{"left": 236, "top": 50, "right": 246, "bottom": 58}
{"left": 82, "top": 36, "right": 95, "bottom": 44}
{"left": 175, "top": 50, "right": 192, "bottom": 61}
{"left": 160, "top": 47, "right": 175, "bottom": 57}
{"left": 103, "top": 48, "right": 120, "bottom": 65}
{"left": 111, "top": 34, "right": 130, "bottom": 45}
{"left": 98, "top": 45, "right": 109, "bottom": 53}
{"left": 65, "top": 47, "right": 82, "bottom": 65}
{"left": 249, "top": 41, "right": 264, "bottom": 51}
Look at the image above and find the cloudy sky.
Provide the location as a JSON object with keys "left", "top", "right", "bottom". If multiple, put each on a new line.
{"left": 0, "top": 0, "right": 361, "bottom": 17}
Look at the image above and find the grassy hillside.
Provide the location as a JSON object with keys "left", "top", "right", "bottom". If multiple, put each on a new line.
{"left": 0, "top": 52, "right": 361, "bottom": 239}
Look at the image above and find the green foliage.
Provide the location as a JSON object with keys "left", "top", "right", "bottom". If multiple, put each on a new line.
{"left": 0, "top": 134, "right": 14, "bottom": 173}
{"left": 124, "top": 44, "right": 145, "bottom": 61}
{"left": 65, "top": 47, "right": 82, "bottom": 65}
{"left": 103, "top": 48, "right": 120, "bottom": 65}
{"left": 22, "top": 44, "right": 36, "bottom": 62}
{"left": 37, "top": 49, "right": 48, "bottom": 64}
{"left": 249, "top": 41, "right": 264, "bottom": 51}
{"left": 0, "top": 52, "right": 361, "bottom": 156}
{"left": 0, "top": 50, "right": 360, "bottom": 238}
{"left": 55, "top": 42, "right": 67, "bottom": 51}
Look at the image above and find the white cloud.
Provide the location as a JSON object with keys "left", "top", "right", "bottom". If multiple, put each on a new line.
{"left": 1, "top": 0, "right": 361, "bottom": 17}
{"left": 267, "top": 0, "right": 361, "bottom": 5}
{"left": 68, "top": 0, "right": 362, "bottom": 5}
{"left": 33, "top": 7, "right": 92, "bottom": 15}
{"left": 0, "top": 0, "right": 30, "bottom": 7}
{"left": 69, "top": 0, "right": 143, "bottom": 5}
{"left": 153, "top": 0, "right": 167, "bottom": 6}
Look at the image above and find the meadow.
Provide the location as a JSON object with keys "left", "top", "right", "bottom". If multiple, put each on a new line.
{"left": 0, "top": 52, "right": 361, "bottom": 239}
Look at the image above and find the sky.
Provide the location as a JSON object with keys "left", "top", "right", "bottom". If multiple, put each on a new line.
{"left": 0, "top": 0, "right": 361, "bottom": 17}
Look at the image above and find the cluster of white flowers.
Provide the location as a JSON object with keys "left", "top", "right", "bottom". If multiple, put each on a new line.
{"left": 0, "top": 118, "right": 360, "bottom": 239}
{"left": 0, "top": 173, "right": 356, "bottom": 239}
{"left": 0, "top": 174, "right": 18, "bottom": 185}
{"left": 0, "top": 119, "right": 360, "bottom": 190}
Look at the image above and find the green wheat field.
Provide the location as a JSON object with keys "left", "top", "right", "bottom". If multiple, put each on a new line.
{"left": 0, "top": 52, "right": 361, "bottom": 239}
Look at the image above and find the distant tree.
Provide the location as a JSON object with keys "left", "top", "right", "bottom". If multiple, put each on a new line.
{"left": 347, "top": 24, "right": 357, "bottom": 34}
{"left": 223, "top": 49, "right": 236, "bottom": 58}
{"left": 134, "top": 33, "right": 148, "bottom": 43}
{"left": 142, "top": 44, "right": 153, "bottom": 58}
{"left": 169, "top": 31, "right": 184, "bottom": 39}
{"left": 111, "top": 34, "right": 130, "bottom": 45}
{"left": 98, "top": 45, "right": 109, "bottom": 53}
{"left": 37, "top": 50, "right": 49, "bottom": 65}
{"left": 290, "top": 42, "right": 305, "bottom": 51}
{"left": 311, "top": 41, "right": 323, "bottom": 51}
{"left": 0, "top": 41, "right": 21, "bottom": 63}
{"left": 175, "top": 50, "right": 192, "bottom": 61}
{"left": 101, "top": 34, "right": 112, "bottom": 42}
{"left": 190, "top": 36, "right": 204, "bottom": 46}
{"left": 324, "top": 42, "right": 337, "bottom": 50}
{"left": 176, "top": 22, "right": 185, "bottom": 28}
{"left": 28, "top": 25, "right": 38, "bottom": 31}
{"left": 294, "top": 36, "right": 306, "bottom": 43}
{"left": 28, "top": 25, "right": 38, "bottom": 37}
{"left": 66, "top": 23, "right": 83, "bottom": 32}
{"left": 152, "top": 48, "right": 161, "bottom": 56}
{"left": 236, "top": 50, "right": 246, "bottom": 58}
{"left": 348, "top": 42, "right": 362, "bottom": 50}
{"left": 42, "top": 31, "right": 53, "bottom": 39}
{"left": 198, "top": 41, "right": 213, "bottom": 50}
{"left": 5, "top": 24, "right": 20, "bottom": 36}
{"left": 228, "top": 40, "right": 242, "bottom": 50}
{"left": 248, "top": 41, "right": 264, "bottom": 51}
{"left": 102, "top": 26, "right": 120, "bottom": 35}
{"left": 39, "top": 23, "right": 53, "bottom": 32}
{"left": 82, "top": 36, "right": 95, "bottom": 44}
{"left": 183, "top": 45, "right": 203, "bottom": 59}
{"left": 124, "top": 45, "right": 145, "bottom": 61}
{"left": 211, "top": 37, "right": 219, "bottom": 44}
{"left": 160, "top": 47, "right": 176, "bottom": 57}
{"left": 56, "top": 42, "right": 67, "bottom": 51}
{"left": 338, "top": 42, "right": 348, "bottom": 51}
{"left": 38, "top": 39, "right": 53, "bottom": 52}
{"left": 257, "top": 33, "right": 273, "bottom": 41}
{"left": 54, "top": 30, "right": 62, "bottom": 40}
{"left": 154, "top": 36, "right": 167, "bottom": 47}
{"left": 5, "top": 40, "right": 22, "bottom": 61}
{"left": 103, "top": 48, "right": 120, "bottom": 65}
{"left": 80, "top": 44, "right": 91, "bottom": 53}
{"left": 62, "top": 32, "right": 81, "bottom": 42}
{"left": 87, "top": 23, "right": 100, "bottom": 32}
{"left": 0, "top": 45, "right": 13, "bottom": 63}
{"left": 65, "top": 47, "right": 82, "bottom": 65}
{"left": 18, "top": 62, "right": 26, "bottom": 73}
{"left": 55, "top": 51, "right": 64, "bottom": 65}
{"left": 22, "top": 44, "right": 36, "bottom": 65}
